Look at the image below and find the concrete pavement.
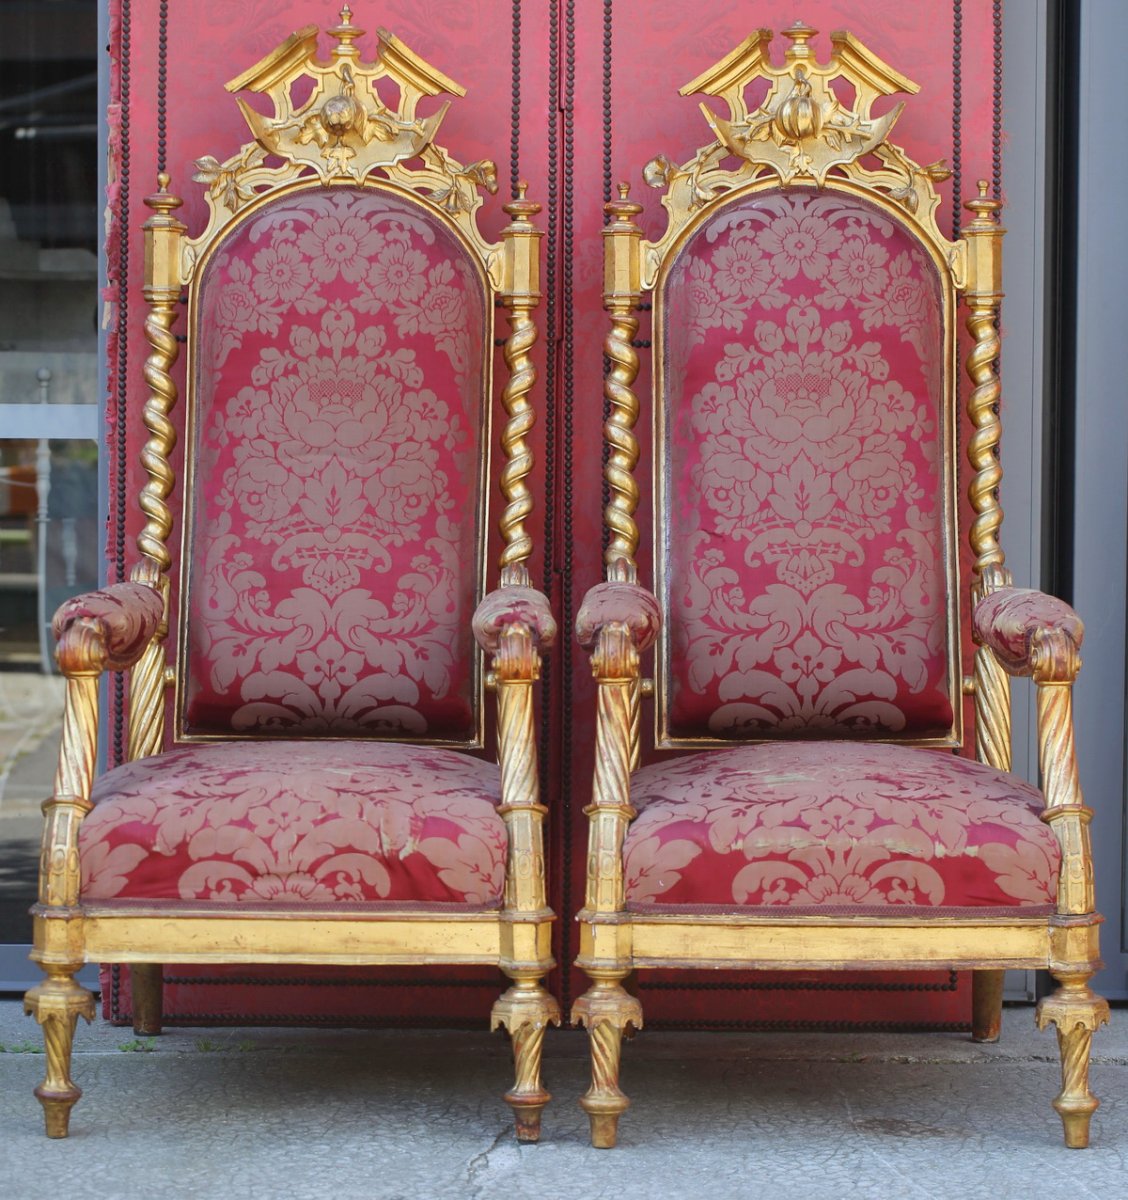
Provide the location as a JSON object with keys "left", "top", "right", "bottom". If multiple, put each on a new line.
{"left": 2, "top": 1000, "right": 1125, "bottom": 1199}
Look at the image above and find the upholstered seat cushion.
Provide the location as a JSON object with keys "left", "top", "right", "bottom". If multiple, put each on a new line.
{"left": 623, "top": 743, "right": 1059, "bottom": 912}
{"left": 79, "top": 741, "right": 506, "bottom": 907}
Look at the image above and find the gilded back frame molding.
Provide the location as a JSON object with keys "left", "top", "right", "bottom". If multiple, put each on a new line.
{"left": 596, "top": 21, "right": 996, "bottom": 751}
{"left": 129, "top": 9, "right": 545, "bottom": 756}
{"left": 172, "top": 174, "right": 496, "bottom": 747}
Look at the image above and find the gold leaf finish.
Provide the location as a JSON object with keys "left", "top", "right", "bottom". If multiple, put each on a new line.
{"left": 1036, "top": 974, "right": 1110, "bottom": 1148}
{"left": 578, "top": 26, "right": 1106, "bottom": 1151}
{"left": 27, "top": 9, "right": 552, "bottom": 1143}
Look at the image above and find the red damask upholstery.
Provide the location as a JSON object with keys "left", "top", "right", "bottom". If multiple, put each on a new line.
{"left": 79, "top": 741, "right": 506, "bottom": 906}
{"left": 623, "top": 742, "right": 1058, "bottom": 912}
{"left": 576, "top": 582, "right": 662, "bottom": 652}
{"left": 662, "top": 189, "right": 953, "bottom": 741}
{"left": 52, "top": 582, "right": 164, "bottom": 671}
{"left": 473, "top": 587, "right": 558, "bottom": 652}
{"left": 974, "top": 587, "right": 1084, "bottom": 674}
{"left": 183, "top": 187, "right": 486, "bottom": 740}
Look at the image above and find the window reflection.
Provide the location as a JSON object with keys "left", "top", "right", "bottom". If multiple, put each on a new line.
{"left": 1, "top": 1, "right": 98, "bottom": 960}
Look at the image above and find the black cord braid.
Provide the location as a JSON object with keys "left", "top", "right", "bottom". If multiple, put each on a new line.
{"left": 560, "top": 0, "right": 576, "bottom": 1010}
{"left": 602, "top": 1, "right": 613, "bottom": 206}
{"left": 112, "top": 0, "right": 133, "bottom": 766}
{"left": 600, "top": 0, "right": 614, "bottom": 547}
{"left": 157, "top": 0, "right": 168, "bottom": 175}
{"left": 992, "top": 0, "right": 1003, "bottom": 200}
{"left": 509, "top": 0, "right": 521, "bottom": 197}
{"left": 951, "top": 0, "right": 963, "bottom": 241}
{"left": 536, "top": 0, "right": 560, "bottom": 895}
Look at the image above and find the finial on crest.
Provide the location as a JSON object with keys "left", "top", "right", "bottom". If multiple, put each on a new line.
{"left": 145, "top": 171, "right": 182, "bottom": 214}
{"left": 782, "top": 21, "right": 818, "bottom": 60}
{"left": 605, "top": 181, "right": 642, "bottom": 223}
{"left": 964, "top": 178, "right": 1001, "bottom": 226}
{"left": 330, "top": 5, "right": 362, "bottom": 58}
{"left": 504, "top": 179, "right": 540, "bottom": 221}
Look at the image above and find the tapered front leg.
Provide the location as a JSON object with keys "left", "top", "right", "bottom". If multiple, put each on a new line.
{"left": 491, "top": 976, "right": 561, "bottom": 1142}
{"left": 1036, "top": 972, "right": 1109, "bottom": 1148}
{"left": 24, "top": 968, "right": 95, "bottom": 1138}
{"left": 572, "top": 972, "right": 643, "bottom": 1149}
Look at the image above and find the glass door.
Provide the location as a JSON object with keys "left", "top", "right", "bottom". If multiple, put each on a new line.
{"left": 0, "top": 1, "right": 100, "bottom": 990}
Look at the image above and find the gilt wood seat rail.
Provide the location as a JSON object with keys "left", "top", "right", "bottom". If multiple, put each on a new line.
{"left": 25, "top": 8, "right": 559, "bottom": 1143}
{"left": 573, "top": 22, "right": 1108, "bottom": 1150}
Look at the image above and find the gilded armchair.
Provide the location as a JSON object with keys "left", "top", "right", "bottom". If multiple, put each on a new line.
{"left": 25, "top": 11, "right": 559, "bottom": 1141}
{"left": 574, "top": 24, "right": 1107, "bottom": 1149}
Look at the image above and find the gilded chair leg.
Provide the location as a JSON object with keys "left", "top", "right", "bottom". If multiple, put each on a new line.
{"left": 131, "top": 963, "right": 164, "bottom": 1036}
{"left": 572, "top": 973, "right": 643, "bottom": 1149}
{"left": 1035, "top": 972, "right": 1110, "bottom": 1148}
{"left": 24, "top": 968, "right": 95, "bottom": 1138}
{"left": 971, "top": 969, "right": 1005, "bottom": 1042}
{"left": 491, "top": 976, "right": 561, "bottom": 1142}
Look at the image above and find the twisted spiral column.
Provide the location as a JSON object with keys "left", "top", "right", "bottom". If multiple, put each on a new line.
{"left": 966, "top": 303, "right": 1004, "bottom": 574}
{"left": 974, "top": 643, "right": 1011, "bottom": 770}
{"left": 499, "top": 304, "right": 538, "bottom": 572}
{"left": 129, "top": 180, "right": 184, "bottom": 759}
{"left": 1029, "top": 628, "right": 1091, "bottom": 915}
{"left": 135, "top": 298, "right": 179, "bottom": 574}
{"left": 973, "top": 568, "right": 1012, "bottom": 772}
{"left": 52, "top": 667, "right": 99, "bottom": 809}
{"left": 39, "top": 626, "right": 103, "bottom": 909}
{"left": 128, "top": 293, "right": 178, "bottom": 761}
{"left": 604, "top": 305, "right": 641, "bottom": 570}
{"left": 495, "top": 626, "right": 547, "bottom": 915}
{"left": 962, "top": 184, "right": 1012, "bottom": 767}
{"left": 586, "top": 626, "right": 638, "bottom": 913}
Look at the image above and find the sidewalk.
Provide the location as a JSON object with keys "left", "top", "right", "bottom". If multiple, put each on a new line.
{"left": 2, "top": 999, "right": 1125, "bottom": 1199}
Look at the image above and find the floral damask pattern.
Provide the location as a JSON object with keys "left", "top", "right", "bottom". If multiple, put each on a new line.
{"left": 663, "top": 191, "right": 951, "bottom": 739}
{"left": 185, "top": 188, "right": 486, "bottom": 738}
{"left": 79, "top": 741, "right": 506, "bottom": 906}
{"left": 622, "top": 742, "right": 1060, "bottom": 910}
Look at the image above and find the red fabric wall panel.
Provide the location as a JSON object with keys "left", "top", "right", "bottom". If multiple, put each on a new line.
{"left": 104, "top": 1, "right": 1003, "bottom": 1029}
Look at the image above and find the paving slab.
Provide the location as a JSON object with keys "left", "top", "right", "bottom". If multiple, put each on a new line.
{"left": 2, "top": 1002, "right": 1125, "bottom": 1199}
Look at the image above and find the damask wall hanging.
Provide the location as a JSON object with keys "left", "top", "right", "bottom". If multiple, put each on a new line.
{"left": 102, "top": 0, "right": 1003, "bottom": 1029}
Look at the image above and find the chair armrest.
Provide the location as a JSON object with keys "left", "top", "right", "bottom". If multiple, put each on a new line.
{"left": 52, "top": 582, "right": 165, "bottom": 673}
{"left": 576, "top": 581, "right": 661, "bottom": 653}
{"left": 973, "top": 586, "right": 1084, "bottom": 677}
{"left": 473, "top": 585, "right": 557, "bottom": 653}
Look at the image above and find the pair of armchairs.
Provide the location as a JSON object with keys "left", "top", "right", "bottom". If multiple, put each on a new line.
{"left": 25, "top": 12, "right": 1106, "bottom": 1152}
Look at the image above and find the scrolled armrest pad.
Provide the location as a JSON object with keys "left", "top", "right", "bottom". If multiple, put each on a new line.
{"left": 473, "top": 586, "right": 557, "bottom": 652}
{"left": 52, "top": 582, "right": 165, "bottom": 671}
{"left": 576, "top": 582, "right": 662, "bottom": 652}
{"left": 973, "top": 586, "right": 1084, "bottom": 673}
